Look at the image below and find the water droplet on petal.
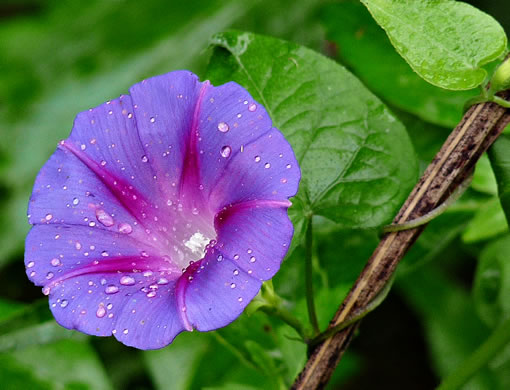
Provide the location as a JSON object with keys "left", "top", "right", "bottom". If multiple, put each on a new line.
{"left": 150, "top": 117, "right": 155, "bottom": 123}
{"left": 72, "top": 198, "right": 80, "bottom": 205}
{"left": 230, "top": 283, "right": 236, "bottom": 289}
{"left": 157, "top": 277, "right": 169, "bottom": 285}
{"left": 45, "top": 214, "right": 53, "bottom": 221}
{"left": 123, "top": 329, "right": 129, "bottom": 335}
{"left": 46, "top": 272, "right": 54, "bottom": 279}
{"left": 238, "top": 297, "right": 243, "bottom": 302}
{"left": 96, "top": 304, "right": 106, "bottom": 318}
{"left": 250, "top": 256, "right": 256, "bottom": 263}
{"left": 42, "top": 286, "right": 50, "bottom": 295}
{"left": 264, "top": 163, "right": 271, "bottom": 169}
{"left": 118, "top": 223, "right": 133, "bottom": 234}
{"left": 96, "top": 209, "right": 114, "bottom": 227}
{"left": 141, "top": 155, "right": 148, "bottom": 163}
{"left": 146, "top": 290, "right": 156, "bottom": 298}
{"left": 27, "top": 261, "right": 35, "bottom": 268}
{"left": 120, "top": 276, "right": 135, "bottom": 286}
{"left": 60, "top": 299, "right": 68, "bottom": 308}
{"left": 233, "top": 269, "right": 239, "bottom": 276}
{"left": 248, "top": 103, "right": 257, "bottom": 112}
{"left": 105, "top": 285, "right": 119, "bottom": 294}
{"left": 254, "top": 156, "right": 261, "bottom": 163}
{"left": 220, "top": 145, "right": 232, "bottom": 158}
{"left": 100, "top": 160, "right": 107, "bottom": 166}
{"left": 286, "top": 164, "right": 292, "bottom": 169}
{"left": 217, "top": 122, "right": 229, "bottom": 133}
{"left": 51, "top": 258, "right": 61, "bottom": 266}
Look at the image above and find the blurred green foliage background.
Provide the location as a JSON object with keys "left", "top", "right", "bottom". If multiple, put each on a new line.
{"left": 2, "top": 0, "right": 510, "bottom": 389}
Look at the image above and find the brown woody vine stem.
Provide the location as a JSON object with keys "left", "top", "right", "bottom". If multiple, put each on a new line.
{"left": 291, "top": 93, "right": 510, "bottom": 390}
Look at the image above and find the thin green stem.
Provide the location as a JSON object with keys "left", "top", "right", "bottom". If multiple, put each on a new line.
{"left": 304, "top": 216, "right": 320, "bottom": 336}
{"left": 212, "top": 332, "right": 257, "bottom": 370}
{"left": 491, "top": 96, "right": 510, "bottom": 108}
{"left": 309, "top": 273, "right": 395, "bottom": 348}
{"left": 383, "top": 174, "right": 473, "bottom": 234}
{"left": 437, "top": 315, "right": 510, "bottom": 390}
{"left": 260, "top": 305, "right": 309, "bottom": 342}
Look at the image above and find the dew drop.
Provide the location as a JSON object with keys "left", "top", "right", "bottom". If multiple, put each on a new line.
{"left": 120, "top": 276, "right": 135, "bottom": 286}
{"left": 233, "top": 254, "right": 240, "bottom": 260}
{"left": 118, "top": 223, "right": 133, "bottom": 234}
{"left": 281, "top": 178, "right": 288, "bottom": 184}
{"left": 250, "top": 256, "right": 256, "bottom": 263}
{"left": 107, "top": 303, "right": 113, "bottom": 310}
{"left": 96, "top": 305, "right": 106, "bottom": 318}
{"left": 45, "top": 214, "right": 53, "bottom": 221}
{"left": 105, "top": 285, "right": 119, "bottom": 294}
{"left": 72, "top": 198, "right": 80, "bottom": 205}
{"left": 264, "top": 163, "right": 271, "bottom": 169}
{"left": 217, "top": 255, "right": 223, "bottom": 262}
{"left": 286, "top": 164, "right": 292, "bottom": 169}
{"left": 233, "top": 269, "right": 239, "bottom": 276}
{"left": 141, "top": 155, "right": 148, "bottom": 163}
{"left": 248, "top": 103, "right": 257, "bottom": 112}
{"left": 42, "top": 286, "right": 50, "bottom": 295}
{"left": 46, "top": 272, "right": 54, "bottom": 280}
{"left": 146, "top": 290, "right": 156, "bottom": 298}
{"left": 60, "top": 299, "right": 68, "bottom": 308}
{"left": 123, "top": 329, "right": 129, "bottom": 335}
{"left": 150, "top": 117, "right": 155, "bottom": 123}
{"left": 27, "top": 261, "right": 35, "bottom": 268}
{"left": 157, "top": 277, "right": 169, "bottom": 285}
{"left": 230, "top": 283, "right": 236, "bottom": 289}
{"left": 96, "top": 209, "right": 114, "bottom": 227}
{"left": 100, "top": 160, "right": 107, "bottom": 166}
{"left": 220, "top": 145, "right": 232, "bottom": 158}
{"left": 238, "top": 297, "right": 243, "bottom": 302}
{"left": 75, "top": 242, "right": 82, "bottom": 250}
{"left": 51, "top": 258, "right": 61, "bottom": 266}
{"left": 217, "top": 122, "right": 229, "bottom": 133}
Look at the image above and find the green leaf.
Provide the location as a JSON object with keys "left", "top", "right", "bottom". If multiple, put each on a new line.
{"left": 489, "top": 133, "right": 510, "bottom": 225}
{"left": 472, "top": 154, "right": 498, "bottom": 195}
{"left": 0, "top": 299, "right": 85, "bottom": 353}
{"left": 473, "top": 235, "right": 510, "bottom": 328}
{"left": 360, "top": 0, "right": 507, "bottom": 90}
{"left": 143, "top": 332, "right": 209, "bottom": 390}
{"left": 320, "top": 1, "right": 477, "bottom": 128}
{"left": 462, "top": 197, "right": 508, "bottom": 243}
{"left": 207, "top": 31, "right": 418, "bottom": 231}
{"left": 1, "top": 339, "right": 112, "bottom": 390}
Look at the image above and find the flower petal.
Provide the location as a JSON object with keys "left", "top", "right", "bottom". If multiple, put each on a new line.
{"left": 197, "top": 83, "right": 300, "bottom": 209}
{"left": 183, "top": 248, "right": 261, "bottom": 331}
{"left": 28, "top": 96, "right": 162, "bottom": 234}
{"left": 128, "top": 71, "right": 203, "bottom": 203}
{"left": 215, "top": 206, "right": 294, "bottom": 280}
{"left": 26, "top": 224, "right": 186, "bottom": 349}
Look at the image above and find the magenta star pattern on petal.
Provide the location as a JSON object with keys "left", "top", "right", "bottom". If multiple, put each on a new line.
{"left": 24, "top": 71, "right": 300, "bottom": 349}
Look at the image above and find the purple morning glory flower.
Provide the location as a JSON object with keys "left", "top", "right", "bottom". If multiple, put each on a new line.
{"left": 24, "top": 71, "right": 300, "bottom": 349}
